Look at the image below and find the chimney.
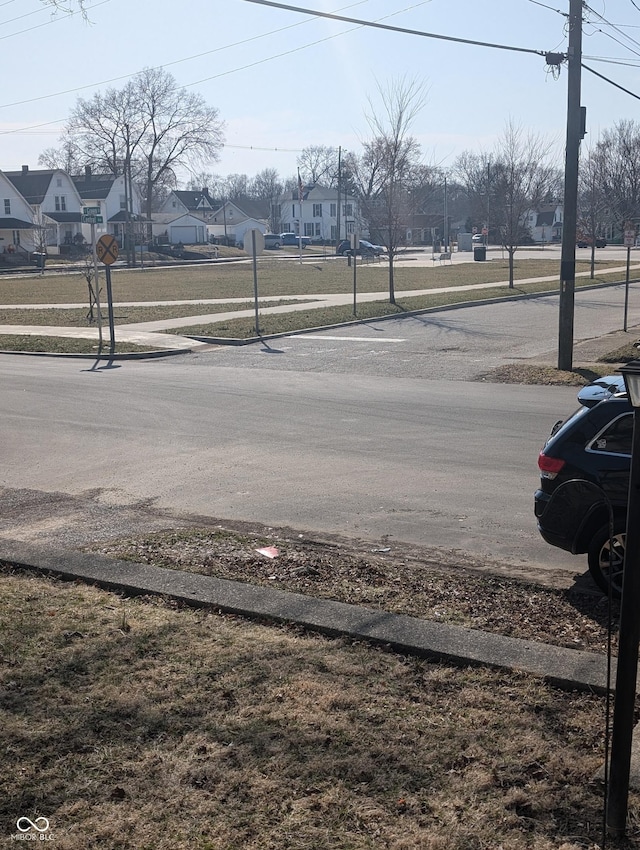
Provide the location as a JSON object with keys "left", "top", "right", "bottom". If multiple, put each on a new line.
{"left": 85, "top": 165, "right": 92, "bottom": 179}
{"left": 21, "top": 165, "right": 28, "bottom": 174}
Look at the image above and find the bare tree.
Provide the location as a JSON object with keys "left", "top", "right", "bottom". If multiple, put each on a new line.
{"left": 134, "top": 67, "right": 224, "bottom": 221}
{"left": 249, "top": 168, "right": 284, "bottom": 231}
{"left": 223, "top": 173, "right": 250, "bottom": 199}
{"left": 297, "top": 146, "right": 339, "bottom": 187}
{"left": 578, "top": 145, "right": 609, "bottom": 278}
{"left": 591, "top": 120, "right": 640, "bottom": 236}
{"left": 456, "top": 122, "right": 558, "bottom": 287}
{"left": 351, "top": 78, "right": 428, "bottom": 304}
{"left": 59, "top": 68, "right": 224, "bottom": 229}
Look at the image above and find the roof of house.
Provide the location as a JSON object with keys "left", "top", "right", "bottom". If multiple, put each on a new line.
{"left": 536, "top": 211, "right": 557, "bottom": 227}
{"left": 4, "top": 169, "right": 56, "bottom": 205}
{"left": 0, "top": 217, "right": 34, "bottom": 229}
{"left": 73, "top": 172, "right": 118, "bottom": 200}
{"left": 211, "top": 197, "right": 270, "bottom": 222}
{"left": 172, "top": 189, "right": 217, "bottom": 211}
{"left": 45, "top": 212, "right": 81, "bottom": 223}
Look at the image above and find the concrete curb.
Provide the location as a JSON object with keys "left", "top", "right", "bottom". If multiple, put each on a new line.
{"left": 0, "top": 347, "right": 192, "bottom": 360}
{"left": 0, "top": 538, "right": 615, "bottom": 694}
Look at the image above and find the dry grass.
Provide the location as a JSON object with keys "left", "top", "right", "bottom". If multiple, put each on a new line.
{"left": 93, "top": 526, "right": 617, "bottom": 654}
{"left": 0, "top": 257, "right": 622, "bottom": 305}
{"left": 1, "top": 564, "right": 635, "bottom": 850}
{"left": 0, "top": 335, "right": 160, "bottom": 355}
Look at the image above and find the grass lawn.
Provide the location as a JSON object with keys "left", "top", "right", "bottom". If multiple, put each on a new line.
{"left": 0, "top": 257, "right": 626, "bottom": 305}
{"left": 0, "top": 335, "right": 162, "bottom": 355}
{"left": 0, "top": 565, "right": 628, "bottom": 850}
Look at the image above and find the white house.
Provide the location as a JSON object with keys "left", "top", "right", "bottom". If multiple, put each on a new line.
{"left": 73, "top": 166, "right": 144, "bottom": 246}
{"left": 278, "top": 184, "right": 365, "bottom": 242}
{"left": 158, "top": 188, "right": 217, "bottom": 221}
{"left": 3, "top": 166, "right": 85, "bottom": 256}
{"left": 523, "top": 204, "right": 563, "bottom": 243}
{"left": 0, "top": 170, "right": 37, "bottom": 257}
{"left": 206, "top": 199, "right": 269, "bottom": 246}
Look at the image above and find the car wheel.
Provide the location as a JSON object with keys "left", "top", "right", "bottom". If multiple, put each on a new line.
{"left": 587, "top": 521, "right": 626, "bottom": 596}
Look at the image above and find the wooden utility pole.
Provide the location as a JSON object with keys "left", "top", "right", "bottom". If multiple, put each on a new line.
{"left": 557, "top": 0, "right": 583, "bottom": 371}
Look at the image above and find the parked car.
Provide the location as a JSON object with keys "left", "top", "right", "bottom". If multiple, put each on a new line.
{"left": 280, "top": 232, "right": 311, "bottom": 247}
{"left": 336, "top": 239, "right": 385, "bottom": 257}
{"left": 263, "top": 234, "right": 281, "bottom": 249}
{"left": 534, "top": 394, "right": 631, "bottom": 595}
{"left": 577, "top": 375, "right": 626, "bottom": 408}
{"left": 577, "top": 237, "right": 607, "bottom": 248}
{"left": 472, "top": 233, "right": 484, "bottom": 243}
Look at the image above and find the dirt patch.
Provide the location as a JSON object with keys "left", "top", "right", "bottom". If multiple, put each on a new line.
{"left": 91, "top": 524, "right": 618, "bottom": 655}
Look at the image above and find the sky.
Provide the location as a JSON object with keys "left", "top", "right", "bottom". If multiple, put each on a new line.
{"left": 2, "top": 0, "right": 640, "bottom": 184}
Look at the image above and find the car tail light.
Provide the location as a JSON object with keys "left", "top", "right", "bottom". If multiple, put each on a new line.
{"left": 538, "top": 451, "right": 565, "bottom": 479}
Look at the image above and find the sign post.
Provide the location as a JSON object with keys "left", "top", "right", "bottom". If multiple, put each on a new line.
{"left": 246, "top": 230, "right": 264, "bottom": 336}
{"left": 624, "top": 223, "right": 635, "bottom": 332}
{"left": 96, "top": 234, "right": 119, "bottom": 353}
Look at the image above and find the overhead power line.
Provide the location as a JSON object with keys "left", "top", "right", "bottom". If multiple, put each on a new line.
{"left": 582, "top": 61, "right": 640, "bottom": 100}
{"left": 241, "top": 0, "right": 547, "bottom": 56}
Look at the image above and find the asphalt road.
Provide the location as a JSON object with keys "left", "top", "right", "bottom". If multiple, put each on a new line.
{"left": 5, "top": 281, "right": 640, "bottom": 587}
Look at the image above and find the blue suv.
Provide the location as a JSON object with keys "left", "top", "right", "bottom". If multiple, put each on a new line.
{"left": 535, "top": 394, "right": 631, "bottom": 595}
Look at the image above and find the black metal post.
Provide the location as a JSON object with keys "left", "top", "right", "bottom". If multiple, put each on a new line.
{"left": 607, "top": 394, "right": 640, "bottom": 836}
{"left": 105, "top": 265, "right": 115, "bottom": 355}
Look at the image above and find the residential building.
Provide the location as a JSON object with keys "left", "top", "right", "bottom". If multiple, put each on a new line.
{"left": 158, "top": 188, "right": 218, "bottom": 221}
{"left": 73, "top": 166, "right": 144, "bottom": 246}
{"left": 2, "top": 166, "right": 84, "bottom": 257}
{"left": 279, "top": 184, "right": 365, "bottom": 243}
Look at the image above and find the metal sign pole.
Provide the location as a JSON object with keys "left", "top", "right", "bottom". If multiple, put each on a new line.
{"left": 252, "top": 230, "right": 260, "bottom": 336}
{"left": 105, "top": 265, "right": 115, "bottom": 353}
{"left": 625, "top": 246, "right": 631, "bottom": 333}
{"left": 91, "top": 222, "right": 103, "bottom": 348}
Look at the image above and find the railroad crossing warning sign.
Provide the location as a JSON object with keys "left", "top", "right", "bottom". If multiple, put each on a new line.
{"left": 96, "top": 234, "right": 119, "bottom": 265}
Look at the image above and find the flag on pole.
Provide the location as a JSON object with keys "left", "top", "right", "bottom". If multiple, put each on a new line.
{"left": 298, "top": 169, "right": 304, "bottom": 203}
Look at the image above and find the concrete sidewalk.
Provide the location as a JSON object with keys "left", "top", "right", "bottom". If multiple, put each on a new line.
{"left": 1, "top": 265, "right": 638, "bottom": 351}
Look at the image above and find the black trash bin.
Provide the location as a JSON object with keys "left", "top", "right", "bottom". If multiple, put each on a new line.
{"left": 31, "top": 252, "right": 46, "bottom": 270}
{"left": 473, "top": 245, "right": 486, "bottom": 261}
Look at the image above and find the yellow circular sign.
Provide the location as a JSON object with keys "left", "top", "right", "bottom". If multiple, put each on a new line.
{"left": 96, "top": 234, "right": 119, "bottom": 265}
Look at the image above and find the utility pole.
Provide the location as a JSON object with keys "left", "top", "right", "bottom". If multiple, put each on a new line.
{"left": 336, "top": 146, "right": 342, "bottom": 246}
{"left": 557, "top": 0, "right": 583, "bottom": 371}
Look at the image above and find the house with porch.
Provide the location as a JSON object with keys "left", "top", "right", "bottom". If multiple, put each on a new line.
{"left": 0, "top": 170, "right": 37, "bottom": 260}
{"left": 4, "top": 166, "right": 85, "bottom": 256}
{"left": 73, "top": 166, "right": 144, "bottom": 247}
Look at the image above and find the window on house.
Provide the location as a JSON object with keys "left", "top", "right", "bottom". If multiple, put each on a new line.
{"left": 304, "top": 223, "right": 314, "bottom": 237}
{"left": 343, "top": 203, "right": 353, "bottom": 217}
{"left": 330, "top": 203, "right": 336, "bottom": 217}
{"left": 13, "top": 230, "right": 20, "bottom": 245}
{"left": 315, "top": 223, "right": 321, "bottom": 236}
{"left": 4, "top": 199, "right": 10, "bottom": 215}
{"left": 313, "top": 203, "right": 322, "bottom": 217}
{"left": 330, "top": 225, "right": 337, "bottom": 240}
{"left": 54, "top": 196, "right": 66, "bottom": 211}
{"left": 346, "top": 221, "right": 355, "bottom": 235}
{"left": 56, "top": 178, "right": 62, "bottom": 187}
{"left": 120, "top": 195, "right": 126, "bottom": 210}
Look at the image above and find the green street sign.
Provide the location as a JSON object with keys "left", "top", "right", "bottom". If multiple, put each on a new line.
{"left": 83, "top": 206, "right": 100, "bottom": 215}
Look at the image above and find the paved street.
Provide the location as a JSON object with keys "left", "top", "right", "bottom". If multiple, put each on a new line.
{"left": 2, "top": 277, "right": 639, "bottom": 587}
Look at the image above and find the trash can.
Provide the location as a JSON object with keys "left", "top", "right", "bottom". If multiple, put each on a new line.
{"left": 31, "top": 252, "right": 46, "bottom": 270}
{"left": 473, "top": 246, "right": 486, "bottom": 261}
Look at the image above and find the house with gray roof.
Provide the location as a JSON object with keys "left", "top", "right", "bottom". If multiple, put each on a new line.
{"left": 73, "top": 166, "right": 144, "bottom": 246}
{"left": 4, "top": 165, "right": 84, "bottom": 255}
